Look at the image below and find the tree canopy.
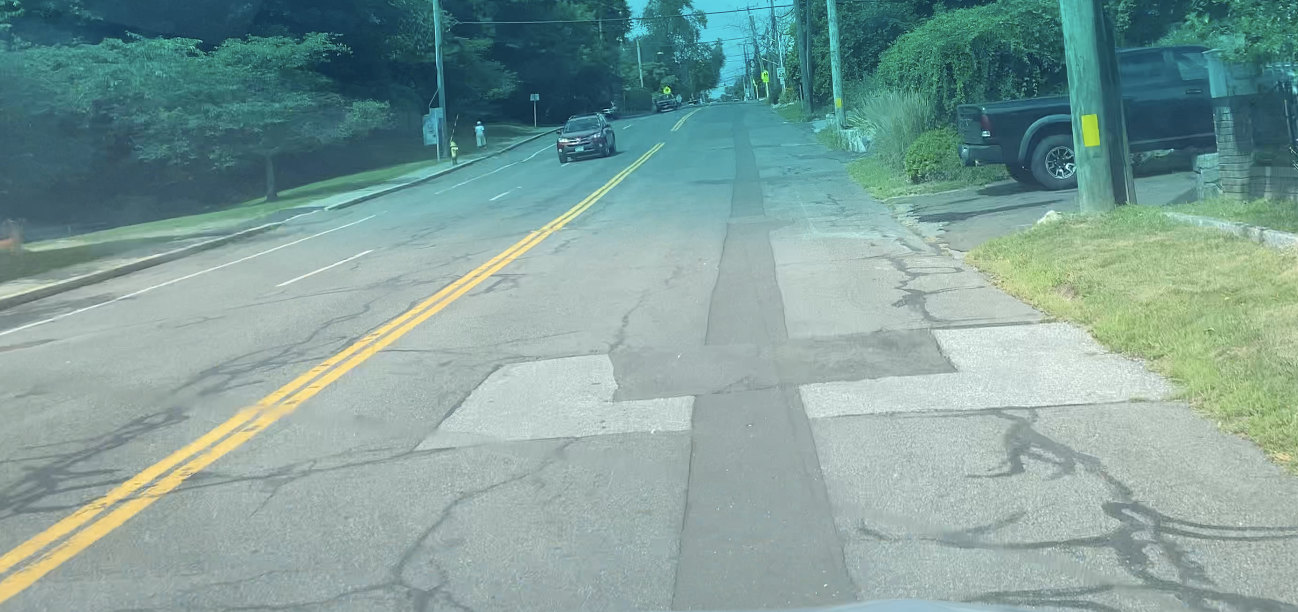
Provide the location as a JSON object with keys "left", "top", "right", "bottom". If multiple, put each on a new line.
{"left": 1, "top": 0, "right": 724, "bottom": 223}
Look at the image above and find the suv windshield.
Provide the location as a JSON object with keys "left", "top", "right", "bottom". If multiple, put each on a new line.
{"left": 564, "top": 118, "right": 600, "bottom": 133}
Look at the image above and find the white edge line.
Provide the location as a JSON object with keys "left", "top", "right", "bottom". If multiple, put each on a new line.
{"left": 488, "top": 188, "right": 518, "bottom": 202}
{"left": 433, "top": 162, "right": 519, "bottom": 195}
{"left": 0, "top": 215, "right": 376, "bottom": 338}
{"left": 277, "top": 250, "right": 374, "bottom": 288}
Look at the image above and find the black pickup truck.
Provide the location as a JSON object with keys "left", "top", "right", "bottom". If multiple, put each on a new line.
{"left": 957, "top": 45, "right": 1217, "bottom": 190}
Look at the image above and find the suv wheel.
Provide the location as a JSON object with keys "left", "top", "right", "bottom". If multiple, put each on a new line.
{"left": 558, "top": 152, "right": 568, "bottom": 164}
{"left": 1030, "top": 134, "right": 1078, "bottom": 190}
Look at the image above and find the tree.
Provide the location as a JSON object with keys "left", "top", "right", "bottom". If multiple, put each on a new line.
{"left": 9, "top": 33, "right": 393, "bottom": 202}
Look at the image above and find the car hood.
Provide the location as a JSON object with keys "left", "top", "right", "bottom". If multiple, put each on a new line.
{"left": 560, "top": 130, "right": 599, "bottom": 139}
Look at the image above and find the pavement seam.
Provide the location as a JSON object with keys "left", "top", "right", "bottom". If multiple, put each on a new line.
{"left": 0, "top": 129, "right": 561, "bottom": 314}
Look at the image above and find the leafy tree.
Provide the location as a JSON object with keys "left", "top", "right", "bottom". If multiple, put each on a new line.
{"left": 6, "top": 33, "right": 392, "bottom": 202}
{"left": 876, "top": 0, "right": 1066, "bottom": 121}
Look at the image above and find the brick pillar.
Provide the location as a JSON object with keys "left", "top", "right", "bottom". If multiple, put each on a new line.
{"left": 1213, "top": 95, "right": 1255, "bottom": 199}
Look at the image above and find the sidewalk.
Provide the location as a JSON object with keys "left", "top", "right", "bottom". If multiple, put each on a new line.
{"left": 0, "top": 127, "right": 556, "bottom": 311}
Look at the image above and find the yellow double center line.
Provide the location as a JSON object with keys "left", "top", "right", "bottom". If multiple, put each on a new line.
{"left": 671, "top": 108, "right": 703, "bottom": 132}
{"left": 0, "top": 141, "right": 666, "bottom": 605}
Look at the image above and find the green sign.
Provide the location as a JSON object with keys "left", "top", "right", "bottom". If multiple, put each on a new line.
{"left": 761, "top": 70, "right": 770, "bottom": 84}
{"left": 662, "top": 86, "right": 672, "bottom": 95}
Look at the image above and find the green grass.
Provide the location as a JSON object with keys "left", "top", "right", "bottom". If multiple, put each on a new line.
{"left": 775, "top": 103, "right": 807, "bottom": 123}
{"left": 967, "top": 206, "right": 1298, "bottom": 468}
{"left": 32, "top": 125, "right": 554, "bottom": 249}
{"left": 1, "top": 238, "right": 174, "bottom": 283}
{"left": 846, "top": 156, "right": 1009, "bottom": 200}
{"left": 1169, "top": 198, "right": 1298, "bottom": 234}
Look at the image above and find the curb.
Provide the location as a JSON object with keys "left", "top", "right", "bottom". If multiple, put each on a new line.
{"left": 0, "top": 222, "right": 282, "bottom": 313}
{"left": 1164, "top": 212, "right": 1298, "bottom": 251}
{"left": 323, "top": 128, "right": 559, "bottom": 212}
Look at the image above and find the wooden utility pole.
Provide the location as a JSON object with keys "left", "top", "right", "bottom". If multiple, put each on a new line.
{"left": 825, "top": 0, "right": 845, "bottom": 126}
{"left": 768, "top": 0, "right": 782, "bottom": 105}
{"left": 795, "top": 0, "right": 812, "bottom": 115}
{"left": 432, "top": 0, "right": 448, "bottom": 159}
{"left": 749, "top": 11, "right": 768, "bottom": 100}
{"left": 1059, "top": 0, "right": 1134, "bottom": 211}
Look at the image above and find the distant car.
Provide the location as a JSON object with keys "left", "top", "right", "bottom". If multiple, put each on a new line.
{"left": 654, "top": 95, "right": 680, "bottom": 113}
{"left": 557, "top": 113, "right": 616, "bottom": 163}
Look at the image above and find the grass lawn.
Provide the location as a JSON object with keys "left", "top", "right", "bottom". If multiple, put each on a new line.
{"left": 847, "top": 155, "right": 1009, "bottom": 200}
{"left": 31, "top": 126, "right": 556, "bottom": 249}
{"left": 967, "top": 206, "right": 1298, "bottom": 469}
{"left": 1168, "top": 198, "right": 1298, "bottom": 233}
{"left": 775, "top": 104, "right": 808, "bottom": 123}
{"left": 1, "top": 237, "right": 174, "bottom": 284}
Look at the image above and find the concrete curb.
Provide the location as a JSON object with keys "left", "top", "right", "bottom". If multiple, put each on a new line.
{"left": 0, "top": 222, "right": 282, "bottom": 313}
{"left": 323, "top": 128, "right": 559, "bottom": 212}
{"left": 1164, "top": 212, "right": 1298, "bottom": 251}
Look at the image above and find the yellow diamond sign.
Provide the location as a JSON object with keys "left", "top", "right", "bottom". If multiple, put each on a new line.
{"left": 662, "top": 86, "right": 672, "bottom": 95}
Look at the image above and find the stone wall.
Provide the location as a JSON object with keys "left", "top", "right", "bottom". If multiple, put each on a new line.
{"left": 1206, "top": 51, "right": 1298, "bottom": 201}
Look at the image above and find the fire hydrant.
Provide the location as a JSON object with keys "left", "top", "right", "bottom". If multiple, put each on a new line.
{"left": 449, "top": 140, "right": 459, "bottom": 165}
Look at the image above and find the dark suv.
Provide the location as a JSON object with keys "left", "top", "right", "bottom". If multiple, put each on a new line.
{"left": 557, "top": 114, "right": 616, "bottom": 163}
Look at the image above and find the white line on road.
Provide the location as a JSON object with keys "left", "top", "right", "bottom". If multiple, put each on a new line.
{"left": 433, "top": 162, "right": 518, "bottom": 195}
{"left": 277, "top": 250, "right": 373, "bottom": 288}
{"left": 489, "top": 188, "right": 519, "bottom": 202}
{"left": 524, "top": 145, "right": 552, "bottom": 162}
{"left": 0, "top": 215, "right": 377, "bottom": 338}
{"left": 622, "top": 124, "right": 633, "bottom": 130}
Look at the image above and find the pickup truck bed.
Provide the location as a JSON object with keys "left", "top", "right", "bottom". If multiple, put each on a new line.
{"left": 957, "top": 45, "right": 1217, "bottom": 190}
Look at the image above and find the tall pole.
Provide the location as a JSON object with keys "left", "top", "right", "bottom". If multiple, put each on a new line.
{"left": 802, "top": 0, "right": 814, "bottom": 110}
{"left": 742, "top": 42, "right": 752, "bottom": 100}
{"left": 769, "top": 0, "right": 782, "bottom": 105}
{"left": 432, "top": 0, "right": 448, "bottom": 158}
{"left": 825, "top": 0, "right": 845, "bottom": 126}
{"left": 794, "top": 0, "right": 812, "bottom": 115}
{"left": 1059, "top": 0, "right": 1133, "bottom": 211}
{"left": 749, "top": 12, "right": 767, "bottom": 100}
{"left": 636, "top": 39, "right": 645, "bottom": 88}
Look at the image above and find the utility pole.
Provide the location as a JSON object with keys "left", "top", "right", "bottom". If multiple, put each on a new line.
{"left": 636, "top": 39, "right": 645, "bottom": 88}
{"left": 749, "top": 11, "right": 768, "bottom": 100}
{"left": 794, "top": 0, "right": 812, "bottom": 115}
{"left": 825, "top": 0, "right": 845, "bottom": 126}
{"left": 742, "top": 42, "right": 753, "bottom": 100}
{"left": 769, "top": 0, "right": 783, "bottom": 105}
{"left": 432, "top": 0, "right": 448, "bottom": 158}
{"left": 1059, "top": 0, "right": 1133, "bottom": 211}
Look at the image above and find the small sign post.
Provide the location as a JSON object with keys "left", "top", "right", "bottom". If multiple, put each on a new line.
{"left": 530, "top": 93, "right": 540, "bottom": 128}
{"left": 422, "top": 107, "right": 445, "bottom": 160}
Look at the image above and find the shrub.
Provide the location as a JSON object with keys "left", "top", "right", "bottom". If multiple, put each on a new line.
{"left": 846, "top": 88, "right": 936, "bottom": 169}
{"left": 876, "top": 0, "right": 1066, "bottom": 122}
{"left": 904, "top": 127, "right": 962, "bottom": 183}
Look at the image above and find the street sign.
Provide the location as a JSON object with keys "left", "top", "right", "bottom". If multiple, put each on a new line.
{"left": 662, "top": 86, "right": 672, "bottom": 95}
{"left": 777, "top": 67, "right": 786, "bottom": 81}
{"left": 422, "top": 108, "right": 444, "bottom": 150}
{"left": 761, "top": 70, "right": 770, "bottom": 84}
{"left": 529, "top": 93, "right": 540, "bottom": 102}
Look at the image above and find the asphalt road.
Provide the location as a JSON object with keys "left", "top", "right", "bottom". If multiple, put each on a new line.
{"left": 2, "top": 104, "right": 1297, "bottom": 612}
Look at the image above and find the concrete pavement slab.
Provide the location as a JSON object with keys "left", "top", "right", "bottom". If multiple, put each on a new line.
{"left": 417, "top": 355, "right": 693, "bottom": 449}
{"left": 801, "top": 323, "right": 1172, "bottom": 418}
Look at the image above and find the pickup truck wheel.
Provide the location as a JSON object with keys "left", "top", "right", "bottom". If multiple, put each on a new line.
{"left": 1030, "top": 134, "right": 1078, "bottom": 190}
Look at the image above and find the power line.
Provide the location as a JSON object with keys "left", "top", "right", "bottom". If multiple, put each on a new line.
{"left": 453, "top": 5, "right": 794, "bottom": 25}
{"left": 452, "top": 0, "right": 905, "bottom": 25}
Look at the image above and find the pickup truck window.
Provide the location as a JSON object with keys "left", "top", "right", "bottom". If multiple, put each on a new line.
{"left": 1120, "top": 51, "right": 1171, "bottom": 83}
{"left": 1175, "top": 51, "right": 1209, "bottom": 81}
